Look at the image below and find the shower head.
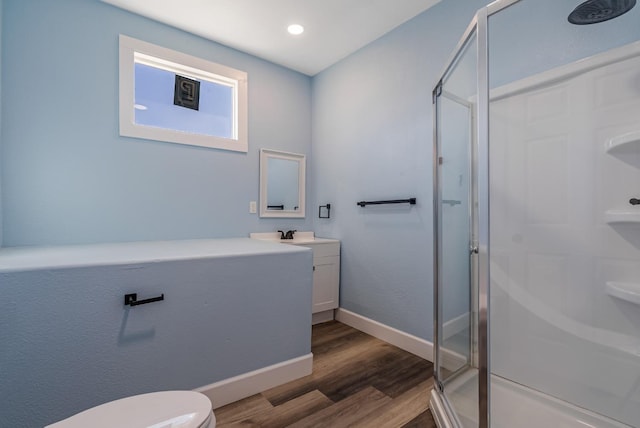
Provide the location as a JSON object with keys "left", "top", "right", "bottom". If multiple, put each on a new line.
{"left": 568, "top": 0, "right": 636, "bottom": 24}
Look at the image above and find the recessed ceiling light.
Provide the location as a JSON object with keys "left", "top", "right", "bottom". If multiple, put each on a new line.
{"left": 287, "top": 24, "right": 304, "bottom": 35}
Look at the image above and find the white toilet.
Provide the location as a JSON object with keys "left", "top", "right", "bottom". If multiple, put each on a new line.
{"left": 45, "top": 390, "right": 216, "bottom": 428}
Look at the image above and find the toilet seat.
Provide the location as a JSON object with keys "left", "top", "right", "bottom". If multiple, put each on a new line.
{"left": 45, "top": 390, "right": 215, "bottom": 428}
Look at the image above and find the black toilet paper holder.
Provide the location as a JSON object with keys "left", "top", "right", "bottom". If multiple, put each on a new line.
{"left": 124, "top": 293, "right": 165, "bottom": 307}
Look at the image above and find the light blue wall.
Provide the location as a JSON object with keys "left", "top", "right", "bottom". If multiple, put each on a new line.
{"left": 1, "top": 0, "right": 312, "bottom": 247}
{"left": 311, "top": 0, "right": 488, "bottom": 340}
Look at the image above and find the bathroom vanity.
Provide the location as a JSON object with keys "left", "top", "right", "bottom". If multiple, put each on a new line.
{"left": 250, "top": 232, "right": 340, "bottom": 324}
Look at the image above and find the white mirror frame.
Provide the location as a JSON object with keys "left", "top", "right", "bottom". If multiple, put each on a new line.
{"left": 259, "top": 149, "right": 306, "bottom": 218}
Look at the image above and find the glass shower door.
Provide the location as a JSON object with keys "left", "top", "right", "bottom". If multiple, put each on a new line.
{"left": 433, "top": 27, "right": 480, "bottom": 427}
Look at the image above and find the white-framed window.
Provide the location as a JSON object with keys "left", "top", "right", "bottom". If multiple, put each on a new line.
{"left": 119, "top": 35, "right": 248, "bottom": 152}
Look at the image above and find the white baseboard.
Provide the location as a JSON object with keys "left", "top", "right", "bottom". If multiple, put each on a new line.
{"left": 312, "top": 310, "right": 334, "bottom": 325}
{"left": 195, "top": 353, "right": 313, "bottom": 409}
{"left": 443, "top": 312, "right": 469, "bottom": 340}
{"left": 336, "top": 308, "right": 434, "bottom": 361}
{"left": 335, "top": 308, "right": 467, "bottom": 370}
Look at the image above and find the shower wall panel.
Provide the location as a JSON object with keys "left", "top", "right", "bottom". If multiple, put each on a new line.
{"left": 489, "top": 46, "right": 640, "bottom": 426}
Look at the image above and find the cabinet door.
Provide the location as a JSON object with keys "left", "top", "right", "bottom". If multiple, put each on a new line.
{"left": 312, "top": 255, "right": 340, "bottom": 313}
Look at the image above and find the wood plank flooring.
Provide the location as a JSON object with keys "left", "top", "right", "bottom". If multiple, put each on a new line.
{"left": 215, "top": 321, "right": 436, "bottom": 427}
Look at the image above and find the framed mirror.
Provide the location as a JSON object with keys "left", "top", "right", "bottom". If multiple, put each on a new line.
{"left": 259, "top": 149, "right": 306, "bottom": 218}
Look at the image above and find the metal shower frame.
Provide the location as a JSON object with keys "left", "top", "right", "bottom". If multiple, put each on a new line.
{"left": 431, "top": 1, "right": 520, "bottom": 427}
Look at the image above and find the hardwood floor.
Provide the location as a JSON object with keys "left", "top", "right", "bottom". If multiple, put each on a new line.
{"left": 215, "top": 321, "right": 436, "bottom": 427}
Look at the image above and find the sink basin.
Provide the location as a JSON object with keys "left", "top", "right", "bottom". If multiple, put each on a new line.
{"left": 249, "top": 231, "right": 315, "bottom": 243}
{"left": 287, "top": 238, "right": 317, "bottom": 244}
{"left": 249, "top": 232, "right": 339, "bottom": 246}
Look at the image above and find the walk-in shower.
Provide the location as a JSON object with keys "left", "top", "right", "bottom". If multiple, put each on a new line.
{"left": 431, "top": 0, "right": 640, "bottom": 427}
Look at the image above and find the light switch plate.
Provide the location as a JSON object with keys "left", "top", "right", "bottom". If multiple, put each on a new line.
{"left": 249, "top": 201, "right": 257, "bottom": 214}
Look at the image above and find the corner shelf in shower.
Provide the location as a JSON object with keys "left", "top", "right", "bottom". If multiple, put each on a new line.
{"left": 605, "top": 131, "right": 640, "bottom": 154}
{"left": 604, "top": 210, "right": 640, "bottom": 225}
{"left": 606, "top": 281, "right": 640, "bottom": 305}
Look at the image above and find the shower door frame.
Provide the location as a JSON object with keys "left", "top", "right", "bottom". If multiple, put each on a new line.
{"left": 431, "top": 1, "right": 520, "bottom": 427}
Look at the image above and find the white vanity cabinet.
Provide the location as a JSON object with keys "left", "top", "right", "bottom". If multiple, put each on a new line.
{"left": 290, "top": 239, "right": 340, "bottom": 315}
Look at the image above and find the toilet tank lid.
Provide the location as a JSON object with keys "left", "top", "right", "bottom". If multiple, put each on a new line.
{"left": 45, "top": 390, "right": 214, "bottom": 428}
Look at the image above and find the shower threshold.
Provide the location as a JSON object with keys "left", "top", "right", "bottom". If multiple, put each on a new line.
{"left": 431, "top": 370, "right": 632, "bottom": 428}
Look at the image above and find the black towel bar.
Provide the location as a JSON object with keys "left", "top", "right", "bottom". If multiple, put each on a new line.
{"left": 357, "top": 198, "right": 416, "bottom": 207}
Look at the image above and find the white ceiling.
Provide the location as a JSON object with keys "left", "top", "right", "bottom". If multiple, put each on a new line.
{"left": 101, "top": 0, "right": 441, "bottom": 76}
